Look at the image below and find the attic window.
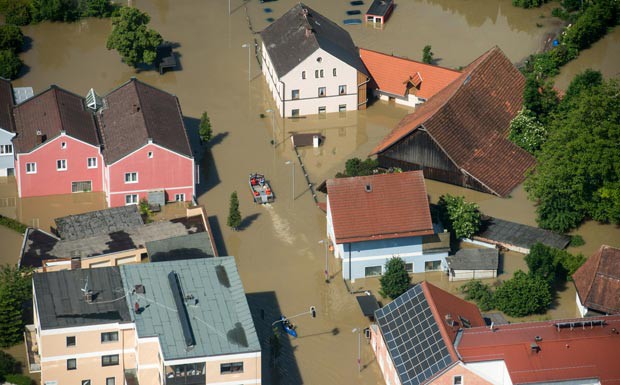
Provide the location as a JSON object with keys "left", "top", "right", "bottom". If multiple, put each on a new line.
{"left": 61, "top": 142, "right": 67, "bottom": 149}
{"left": 148, "top": 151, "right": 153, "bottom": 158}
{"left": 365, "top": 184, "right": 372, "bottom": 192}
{"left": 316, "top": 57, "right": 322, "bottom": 63}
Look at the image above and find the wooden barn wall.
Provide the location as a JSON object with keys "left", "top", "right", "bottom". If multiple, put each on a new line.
{"left": 357, "top": 71, "right": 368, "bottom": 110}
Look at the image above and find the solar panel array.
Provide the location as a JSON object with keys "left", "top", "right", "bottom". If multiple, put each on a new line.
{"left": 375, "top": 285, "right": 454, "bottom": 385}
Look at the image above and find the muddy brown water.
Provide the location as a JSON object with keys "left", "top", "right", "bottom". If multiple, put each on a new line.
{"left": 1, "top": 0, "right": 619, "bottom": 383}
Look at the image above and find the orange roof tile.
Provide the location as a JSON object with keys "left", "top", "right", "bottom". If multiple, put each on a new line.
{"left": 327, "top": 171, "right": 434, "bottom": 244}
{"left": 359, "top": 48, "right": 461, "bottom": 99}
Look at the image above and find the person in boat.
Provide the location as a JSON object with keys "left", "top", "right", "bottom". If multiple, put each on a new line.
{"left": 259, "top": 176, "right": 265, "bottom": 186}
{"left": 283, "top": 318, "right": 294, "bottom": 330}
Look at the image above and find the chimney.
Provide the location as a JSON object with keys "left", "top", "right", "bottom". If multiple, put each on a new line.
{"left": 445, "top": 313, "right": 455, "bottom": 327}
{"left": 70, "top": 257, "right": 80, "bottom": 270}
{"left": 530, "top": 342, "right": 541, "bottom": 353}
{"left": 84, "top": 290, "right": 94, "bottom": 303}
{"left": 36, "top": 130, "right": 46, "bottom": 144}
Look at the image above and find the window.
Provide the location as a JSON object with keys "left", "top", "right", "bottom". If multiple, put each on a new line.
{"left": 338, "top": 85, "right": 347, "bottom": 95}
{"left": 106, "top": 378, "right": 115, "bottom": 385}
{"left": 302, "top": 71, "right": 306, "bottom": 79}
{"left": 87, "top": 157, "right": 97, "bottom": 168}
{"left": 425, "top": 260, "right": 442, "bottom": 271}
{"left": 66, "top": 336, "right": 76, "bottom": 347}
{"left": 101, "top": 331, "right": 118, "bottom": 343}
{"left": 318, "top": 106, "right": 326, "bottom": 114}
{"left": 125, "top": 194, "right": 138, "bottom": 206}
{"left": 320, "top": 69, "right": 324, "bottom": 78}
{"left": 56, "top": 159, "right": 67, "bottom": 171}
{"left": 101, "top": 354, "right": 119, "bottom": 367}
{"left": 339, "top": 104, "right": 347, "bottom": 112}
{"left": 72, "top": 181, "right": 92, "bottom": 193}
{"left": 67, "top": 358, "right": 77, "bottom": 370}
{"left": 365, "top": 266, "right": 382, "bottom": 277}
{"left": 291, "top": 89, "right": 300, "bottom": 100}
{"left": 318, "top": 87, "right": 326, "bottom": 97}
{"left": 0, "top": 144, "right": 12, "bottom": 154}
{"left": 316, "top": 57, "right": 322, "bottom": 63}
{"left": 291, "top": 109, "right": 300, "bottom": 117}
{"left": 124, "top": 172, "right": 138, "bottom": 183}
{"left": 315, "top": 70, "right": 319, "bottom": 78}
{"left": 453, "top": 375, "right": 463, "bottom": 385}
{"left": 333, "top": 68, "right": 337, "bottom": 76}
{"left": 26, "top": 162, "right": 36, "bottom": 174}
{"left": 174, "top": 193, "right": 185, "bottom": 202}
{"left": 61, "top": 142, "right": 66, "bottom": 149}
{"left": 82, "top": 381, "right": 91, "bottom": 385}
{"left": 148, "top": 151, "right": 153, "bottom": 158}
{"left": 405, "top": 263, "right": 413, "bottom": 273}
{"left": 220, "top": 362, "right": 244, "bottom": 374}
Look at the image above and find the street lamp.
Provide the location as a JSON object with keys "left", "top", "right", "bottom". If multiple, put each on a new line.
{"left": 266, "top": 109, "right": 276, "bottom": 146}
{"left": 352, "top": 328, "right": 362, "bottom": 373}
{"left": 285, "top": 160, "right": 295, "bottom": 201}
{"left": 318, "top": 239, "right": 329, "bottom": 283}
{"left": 241, "top": 43, "right": 251, "bottom": 82}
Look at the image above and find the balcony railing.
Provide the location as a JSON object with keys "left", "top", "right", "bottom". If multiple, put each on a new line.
{"left": 165, "top": 374, "right": 205, "bottom": 385}
{"left": 23, "top": 324, "right": 41, "bottom": 373}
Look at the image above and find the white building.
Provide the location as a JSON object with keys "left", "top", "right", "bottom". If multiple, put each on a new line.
{"left": 260, "top": 3, "right": 369, "bottom": 117}
{"left": 0, "top": 78, "right": 33, "bottom": 177}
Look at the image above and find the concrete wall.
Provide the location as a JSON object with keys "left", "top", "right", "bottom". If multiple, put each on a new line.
{"left": 449, "top": 269, "right": 497, "bottom": 282}
{"left": 376, "top": 91, "right": 425, "bottom": 108}
{"left": 371, "top": 324, "right": 402, "bottom": 385}
{"left": 107, "top": 143, "right": 194, "bottom": 207}
{"left": 16, "top": 134, "right": 104, "bottom": 198}
{"left": 0, "top": 128, "right": 15, "bottom": 176}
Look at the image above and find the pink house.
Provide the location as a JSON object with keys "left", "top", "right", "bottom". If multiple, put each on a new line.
{"left": 98, "top": 80, "right": 195, "bottom": 207}
{"left": 13, "top": 86, "right": 104, "bottom": 197}
{"left": 11, "top": 79, "right": 195, "bottom": 207}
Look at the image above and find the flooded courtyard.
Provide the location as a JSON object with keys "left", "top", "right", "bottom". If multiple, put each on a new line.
{"left": 1, "top": 0, "right": 619, "bottom": 383}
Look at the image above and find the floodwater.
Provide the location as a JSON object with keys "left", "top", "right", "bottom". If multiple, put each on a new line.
{"left": 0, "top": 0, "right": 618, "bottom": 383}
{"left": 554, "top": 27, "right": 620, "bottom": 90}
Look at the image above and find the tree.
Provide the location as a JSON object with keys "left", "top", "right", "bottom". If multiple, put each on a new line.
{"left": 30, "top": 0, "right": 79, "bottom": 22}
{"left": 0, "top": 50, "right": 23, "bottom": 80}
{"left": 525, "top": 79, "right": 620, "bottom": 231}
{"left": 227, "top": 191, "right": 242, "bottom": 230}
{"left": 522, "top": 76, "right": 559, "bottom": 122}
{"left": 4, "top": 1, "right": 32, "bottom": 26}
{"left": 512, "top": 0, "right": 547, "bottom": 8}
{"left": 335, "top": 157, "right": 379, "bottom": 178}
{"left": 508, "top": 108, "right": 547, "bottom": 154}
{"left": 558, "top": 69, "right": 603, "bottom": 113}
{"left": 437, "top": 194, "right": 481, "bottom": 239}
{"left": 0, "top": 265, "right": 32, "bottom": 348}
{"left": 0, "top": 25, "right": 24, "bottom": 53}
{"left": 0, "top": 350, "right": 18, "bottom": 380}
{"left": 460, "top": 280, "right": 495, "bottom": 311}
{"left": 199, "top": 111, "right": 213, "bottom": 143}
{"left": 106, "top": 7, "right": 163, "bottom": 68}
{"left": 78, "top": 0, "right": 113, "bottom": 18}
{"left": 379, "top": 257, "right": 410, "bottom": 299}
{"left": 422, "top": 45, "right": 433, "bottom": 64}
{"left": 525, "top": 243, "right": 561, "bottom": 285}
{"left": 494, "top": 270, "right": 552, "bottom": 317}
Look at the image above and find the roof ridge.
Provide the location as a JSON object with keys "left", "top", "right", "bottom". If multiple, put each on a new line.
{"left": 130, "top": 79, "right": 150, "bottom": 142}
{"left": 359, "top": 47, "right": 462, "bottom": 74}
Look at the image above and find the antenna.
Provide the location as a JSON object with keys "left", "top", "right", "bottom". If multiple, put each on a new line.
{"left": 81, "top": 273, "right": 94, "bottom": 303}
{"left": 81, "top": 274, "right": 90, "bottom": 294}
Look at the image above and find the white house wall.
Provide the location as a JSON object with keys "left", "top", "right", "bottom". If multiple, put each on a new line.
{"left": 0, "top": 128, "right": 15, "bottom": 176}
{"left": 375, "top": 90, "right": 424, "bottom": 108}
{"left": 576, "top": 291, "right": 589, "bottom": 318}
{"left": 464, "top": 360, "right": 513, "bottom": 385}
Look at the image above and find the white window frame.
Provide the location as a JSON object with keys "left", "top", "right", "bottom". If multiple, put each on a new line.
{"left": 124, "top": 172, "right": 138, "bottom": 184}
{"left": 320, "top": 69, "right": 324, "bottom": 78}
{"left": 291, "top": 89, "right": 300, "bottom": 100}
{"left": 56, "top": 159, "right": 67, "bottom": 171}
{"left": 339, "top": 85, "right": 347, "bottom": 95}
{"left": 61, "top": 141, "right": 67, "bottom": 149}
{"left": 106, "top": 378, "right": 115, "bottom": 385}
{"left": 174, "top": 193, "right": 185, "bottom": 202}
{"left": 318, "top": 106, "right": 326, "bottom": 114}
{"left": 302, "top": 71, "right": 306, "bottom": 79}
{"left": 453, "top": 375, "right": 463, "bottom": 385}
{"left": 318, "top": 87, "right": 326, "bottom": 97}
{"left": 125, "top": 194, "right": 138, "bottom": 206}
{"left": 87, "top": 157, "right": 97, "bottom": 169}
{"left": 0, "top": 144, "right": 12, "bottom": 154}
{"left": 291, "top": 109, "right": 300, "bottom": 117}
{"left": 147, "top": 151, "right": 153, "bottom": 158}
{"left": 339, "top": 104, "right": 346, "bottom": 112}
{"left": 26, "top": 162, "right": 37, "bottom": 174}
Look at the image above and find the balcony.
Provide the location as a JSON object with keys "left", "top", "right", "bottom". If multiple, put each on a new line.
{"left": 23, "top": 324, "right": 41, "bottom": 373}
{"left": 165, "top": 363, "right": 206, "bottom": 385}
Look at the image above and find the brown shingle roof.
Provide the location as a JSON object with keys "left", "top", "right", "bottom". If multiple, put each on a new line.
{"left": 327, "top": 171, "right": 434, "bottom": 244}
{"left": 371, "top": 46, "right": 536, "bottom": 197}
{"left": 573, "top": 245, "right": 620, "bottom": 314}
{"left": 98, "top": 79, "right": 192, "bottom": 164}
{"left": 12, "top": 86, "right": 100, "bottom": 153}
{"left": 0, "top": 78, "right": 15, "bottom": 132}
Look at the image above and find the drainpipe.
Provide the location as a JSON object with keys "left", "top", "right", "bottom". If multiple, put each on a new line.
{"left": 280, "top": 80, "right": 285, "bottom": 118}
{"left": 349, "top": 243, "right": 352, "bottom": 285}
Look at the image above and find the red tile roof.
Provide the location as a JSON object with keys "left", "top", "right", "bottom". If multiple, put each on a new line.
{"left": 359, "top": 48, "right": 461, "bottom": 99}
{"left": 422, "top": 282, "right": 486, "bottom": 359}
{"left": 13, "top": 86, "right": 100, "bottom": 153}
{"left": 457, "top": 315, "right": 620, "bottom": 384}
{"left": 573, "top": 245, "right": 620, "bottom": 314}
{"left": 327, "top": 171, "right": 434, "bottom": 243}
{"left": 371, "top": 46, "right": 536, "bottom": 197}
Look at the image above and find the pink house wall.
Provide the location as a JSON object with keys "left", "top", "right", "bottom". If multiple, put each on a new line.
{"left": 429, "top": 363, "right": 494, "bottom": 385}
{"left": 16, "top": 134, "right": 104, "bottom": 198}
{"left": 371, "top": 325, "right": 402, "bottom": 385}
{"left": 107, "top": 143, "right": 194, "bottom": 207}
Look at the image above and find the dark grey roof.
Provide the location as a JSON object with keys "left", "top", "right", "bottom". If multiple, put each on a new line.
{"left": 366, "top": 0, "right": 394, "bottom": 17}
{"left": 374, "top": 285, "right": 454, "bottom": 385}
{"left": 55, "top": 206, "right": 144, "bottom": 241}
{"left": 356, "top": 294, "right": 379, "bottom": 317}
{"left": 260, "top": 3, "right": 368, "bottom": 78}
{"left": 291, "top": 133, "right": 324, "bottom": 147}
{"left": 146, "top": 232, "right": 215, "bottom": 262}
{"left": 21, "top": 216, "right": 206, "bottom": 268}
{"left": 120, "top": 258, "right": 261, "bottom": 360}
{"left": 33, "top": 267, "right": 132, "bottom": 330}
{"left": 446, "top": 248, "right": 499, "bottom": 270}
{"left": 476, "top": 217, "right": 570, "bottom": 250}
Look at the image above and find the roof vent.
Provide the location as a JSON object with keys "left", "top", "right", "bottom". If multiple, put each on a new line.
{"left": 365, "top": 184, "right": 372, "bottom": 193}
{"left": 445, "top": 313, "right": 455, "bottom": 327}
{"left": 134, "top": 284, "right": 145, "bottom": 294}
{"left": 530, "top": 342, "right": 540, "bottom": 353}
{"left": 534, "top": 335, "right": 543, "bottom": 342}
{"left": 85, "top": 88, "right": 102, "bottom": 111}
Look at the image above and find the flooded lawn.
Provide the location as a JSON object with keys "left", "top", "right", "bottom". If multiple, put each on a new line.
{"left": 0, "top": 0, "right": 617, "bottom": 383}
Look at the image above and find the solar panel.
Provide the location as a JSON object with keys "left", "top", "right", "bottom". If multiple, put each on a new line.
{"left": 375, "top": 285, "right": 454, "bottom": 385}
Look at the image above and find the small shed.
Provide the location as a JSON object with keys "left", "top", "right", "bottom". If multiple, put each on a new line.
{"left": 291, "top": 133, "right": 324, "bottom": 148}
{"left": 365, "top": 0, "right": 394, "bottom": 25}
{"left": 446, "top": 248, "right": 499, "bottom": 281}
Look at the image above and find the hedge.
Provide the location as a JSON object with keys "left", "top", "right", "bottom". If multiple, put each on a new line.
{"left": 0, "top": 215, "right": 27, "bottom": 233}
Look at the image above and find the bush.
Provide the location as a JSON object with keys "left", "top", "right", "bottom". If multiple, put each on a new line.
{"left": 4, "top": 1, "right": 32, "bottom": 26}
{"left": 508, "top": 108, "right": 547, "bottom": 154}
{"left": 569, "top": 235, "right": 585, "bottom": 247}
{"left": 494, "top": 270, "right": 552, "bottom": 317}
{"left": 79, "top": 0, "right": 113, "bottom": 18}
{"left": 0, "top": 215, "right": 27, "bottom": 234}
{"left": 4, "top": 374, "right": 32, "bottom": 385}
{"left": 437, "top": 195, "right": 481, "bottom": 239}
{"left": 512, "top": 0, "right": 547, "bottom": 8}
{"left": 460, "top": 280, "right": 495, "bottom": 311}
{"left": 0, "top": 50, "right": 23, "bottom": 80}
{"left": 422, "top": 45, "right": 433, "bottom": 64}
{"left": 522, "top": 76, "right": 559, "bottom": 121}
{"left": 526, "top": 243, "right": 586, "bottom": 283}
{"left": 563, "top": 0, "right": 620, "bottom": 51}
{"left": 30, "top": 0, "right": 80, "bottom": 22}
{"left": 0, "top": 25, "right": 24, "bottom": 53}
{"left": 379, "top": 257, "right": 410, "bottom": 299}
{"left": 0, "top": 350, "right": 18, "bottom": 378}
